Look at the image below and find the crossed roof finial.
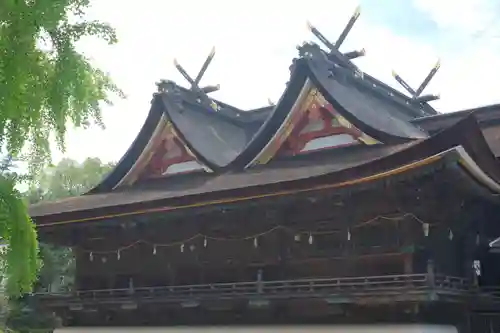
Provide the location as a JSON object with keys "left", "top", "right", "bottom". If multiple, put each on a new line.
{"left": 306, "top": 6, "right": 365, "bottom": 76}
{"left": 392, "top": 60, "right": 441, "bottom": 104}
{"left": 173, "top": 47, "right": 220, "bottom": 111}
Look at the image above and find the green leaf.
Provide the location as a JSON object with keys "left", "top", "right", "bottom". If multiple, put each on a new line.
{"left": 0, "top": 0, "right": 123, "bottom": 298}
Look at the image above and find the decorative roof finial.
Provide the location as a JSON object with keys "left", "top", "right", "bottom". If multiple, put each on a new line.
{"left": 392, "top": 59, "right": 441, "bottom": 104}
{"left": 335, "top": 5, "right": 361, "bottom": 49}
{"left": 305, "top": 6, "right": 365, "bottom": 76}
{"left": 173, "top": 47, "right": 220, "bottom": 111}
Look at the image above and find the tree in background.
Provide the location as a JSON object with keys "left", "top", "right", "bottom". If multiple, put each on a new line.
{"left": 27, "top": 157, "right": 115, "bottom": 292}
{"left": 6, "top": 157, "right": 115, "bottom": 332}
{"left": 0, "top": 0, "right": 123, "bottom": 296}
{"left": 27, "top": 157, "right": 116, "bottom": 204}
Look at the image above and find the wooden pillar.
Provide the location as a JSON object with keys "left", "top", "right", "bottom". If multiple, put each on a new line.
{"left": 414, "top": 220, "right": 431, "bottom": 275}
{"left": 400, "top": 215, "right": 419, "bottom": 274}
{"left": 426, "top": 259, "right": 435, "bottom": 287}
{"left": 106, "top": 268, "right": 115, "bottom": 289}
{"left": 462, "top": 232, "right": 477, "bottom": 283}
{"left": 167, "top": 263, "right": 175, "bottom": 285}
{"left": 277, "top": 227, "right": 289, "bottom": 279}
{"left": 197, "top": 224, "right": 206, "bottom": 284}
{"left": 237, "top": 264, "right": 244, "bottom": 282}
{"left": 404, "top": 254, "right": 413, "bottom": 274}
{"left": 198, "top": 263, "right": 205, "bottom": 284}
{"left": 257, "top": 268, "right": 263, "bottom": 294}
{"left": 74, "top": 247, "right": 86, "bottom": 290}
{"left": 128, "top": 276, "right": 134, "bottom": 292}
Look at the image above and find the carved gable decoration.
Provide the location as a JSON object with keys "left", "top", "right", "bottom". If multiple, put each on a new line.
{"left": 139, "top": 121, "right": 208, "bottom": 179}
{"left": 246, "top": 84, "right": 380, "bottom": 168}
{"left": 118, "top": 117, "right": 211, "bottom": 187}
{"left": 276, "top": 88, "right": 379, "bottom": 158}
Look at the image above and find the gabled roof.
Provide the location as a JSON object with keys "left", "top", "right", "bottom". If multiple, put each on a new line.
{"left": 307, "top": 53, "right": 427, "bottom": 140}
{"left": 297, "top": 42, "right": 438, "bottom": 119}
{"left": 90, "top": 54, "right": 430, "bottom": 194}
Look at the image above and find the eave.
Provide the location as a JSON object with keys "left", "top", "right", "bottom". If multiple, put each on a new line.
{"left": 30, "top": 147, "right": 443, "bottom": 227}
{"left": 412, "top": 104, "right": 500, "bottom": 132}
{"left": 30, "top": 115, "right": 500, "bottom": 228}
{"left": 88, "top": 96, "right": 165, "bottom": 193}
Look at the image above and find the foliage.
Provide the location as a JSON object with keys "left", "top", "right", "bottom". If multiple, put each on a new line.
{"left": 27, "top": 157, "right": 115, "bottom": 204}
{"left": 5, "top": 296, "right": 57, "bottom": 333}
{"left": 7, "top": 157, "right": 115, "bottom": 332}
{"left": 0, "top": 157, "right": 39, "bottom": 298}
{"left": 27, "top": 157, "right": 114, "bottom": 291}
{"left": 27, "top": 157, "right": 114, "bottom": 294}
{"left": 0, "top": 0, "right": 123, "bottom": 297}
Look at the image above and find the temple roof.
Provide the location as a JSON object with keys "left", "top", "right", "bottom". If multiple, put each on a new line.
{"left": 30, "top": 114, "right": 500, "bottom": 226}
{"left": 88, "top": 54, "right": 432, "bottom": 192}
{"left": 412, "top": 103, "right": 500, "bottom": 132}
{"left": 29, "top": 8, "right": 500, "bottom": 227}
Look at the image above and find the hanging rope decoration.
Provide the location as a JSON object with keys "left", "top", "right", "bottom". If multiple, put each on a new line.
{"left": 423, "top": 223, "right": 430, "bottom": 237}
{"left": 84, "top": 212, "right": 443, "bottom": 260}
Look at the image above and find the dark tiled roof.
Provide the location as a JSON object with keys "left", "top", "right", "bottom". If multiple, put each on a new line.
{"left": 87, "top": 51, "right": 437, "bottom": 194}
{"left": 412, "top": 104, "right": 500, "bottom": 132}
{"left": 307, "top": 58, "right": 427, "bottom": 141}
{"left": 164, "top": 57, "right": 428, "bottom": 170}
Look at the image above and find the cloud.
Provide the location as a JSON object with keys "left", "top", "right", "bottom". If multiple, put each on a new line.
{"left": 54, "top": 0, "right": 500, "bottom": 164}
{"left": 414, "top": 0, "right": 498, "bottom": 35}
{"left": 359, "top": 0, "right": 441, "bottom": 42}
{"left": 410, "top": 0, "right": 500, "bottom": 110}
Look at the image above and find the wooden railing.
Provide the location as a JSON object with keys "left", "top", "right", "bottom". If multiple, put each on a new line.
{"left": 35, "top": 273, "right": 489, "bottom": 306}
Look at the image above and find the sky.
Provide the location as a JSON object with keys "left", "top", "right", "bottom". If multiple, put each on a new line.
{"left": 54, "top": 0, "right": 500, "bottom": 163}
